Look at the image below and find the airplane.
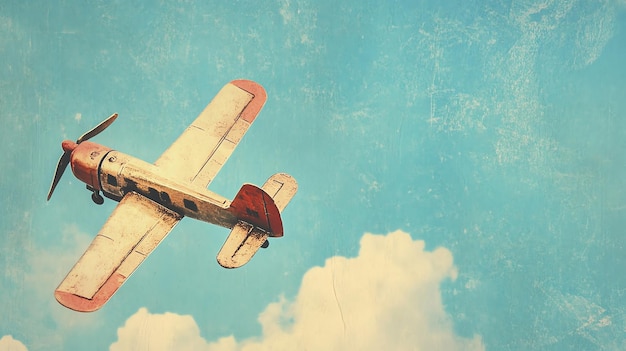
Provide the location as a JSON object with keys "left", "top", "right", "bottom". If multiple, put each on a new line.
{"left": 47, "top": 79, "right": 297, "bottom": 312}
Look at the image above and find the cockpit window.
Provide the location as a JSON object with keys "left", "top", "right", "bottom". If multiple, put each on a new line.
{"left": 160, "top": 191, "right": 171, "bottom": 204}
{"left": 107, "top": 174, "right": 118, "bottom": 186}
{"left": 183, "top": 199, "right": 198, "bottom": 211}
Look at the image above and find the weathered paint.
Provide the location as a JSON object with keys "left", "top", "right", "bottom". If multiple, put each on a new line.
{"left": 261, "top": 173, "right": 298, "bottom": 212}
{"left": 217, "top": 174, "right": 298, "bottom": 268}
{"left": 55, "top": 192, "right": 182, "bottom": 311}
{"left": 154, "top": 80, "right": 267, "bottom": 188}
{"left": 68, "top": 141, "right": 112, "bottom": 191}
{"left": 53, "top": 80, "right": 297, "bottom": 312}
{"left": 55, "top": 272, "right": 126, "bottom": 313}
{"left": 217, "top": 221, "right": 268, "bottom": 269}
{"left": 99, "top": 149, "right": 236, "bottom": 228}
{"left": 230, "top": 79, "right": 267, "bottom": 123}
{"left": 230, "top": 184, "right": 283, "bottom": 237}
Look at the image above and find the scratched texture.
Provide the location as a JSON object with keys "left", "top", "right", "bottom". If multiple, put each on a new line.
{"left": 1, "top": 1, "right": 625, "bottom": 350}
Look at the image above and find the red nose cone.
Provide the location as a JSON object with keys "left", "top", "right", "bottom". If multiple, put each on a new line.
{"left": 61, "top": 140, "right": 78, "bottom": 153}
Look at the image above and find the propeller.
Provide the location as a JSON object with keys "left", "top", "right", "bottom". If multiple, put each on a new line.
{"left": 47, "top": 113, "right": 118, "bottom": 201}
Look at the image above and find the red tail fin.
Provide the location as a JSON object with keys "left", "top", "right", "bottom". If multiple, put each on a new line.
{"left": 229, "top": 184, "right": 283, "bottom": 237}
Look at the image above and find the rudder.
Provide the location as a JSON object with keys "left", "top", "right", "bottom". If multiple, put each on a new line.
{"left": 229, "top": 183, "right": 283, "bottom": 237}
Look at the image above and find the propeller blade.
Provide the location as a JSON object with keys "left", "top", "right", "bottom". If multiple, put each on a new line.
{"left": 48, "top": 113, "right": 118, "bottom": 200}
{"left": 77, "top": 113, "right": 118, "bottom": 143}
{"left": 47, "top": 150, "right": 71, "bottom": 201}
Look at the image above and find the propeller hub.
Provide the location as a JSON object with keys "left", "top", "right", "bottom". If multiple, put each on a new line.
{"left": 62, "top": 140, "right": 78, "bottom": 153}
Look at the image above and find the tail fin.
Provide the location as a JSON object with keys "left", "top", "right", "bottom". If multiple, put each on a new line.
{"left": 217, "top": 174, "right": 297, "bottom": 268}
{"left": 229, "top": 183, "right": 283, "bottom": 237}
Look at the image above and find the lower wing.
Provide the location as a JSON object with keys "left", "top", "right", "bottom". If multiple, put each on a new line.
{"left": 55, "top": 192, "right": 182, "bottom": 312}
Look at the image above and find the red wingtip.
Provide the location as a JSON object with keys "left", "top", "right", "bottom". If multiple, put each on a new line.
{"left": 55, "top": 273, "right": 126, "bottom": 312}
{"left": 230, "top": 80, "right": 267, "bottom": 123}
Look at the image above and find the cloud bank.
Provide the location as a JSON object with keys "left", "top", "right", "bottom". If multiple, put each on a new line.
{"left": 110, "top": 308, "right": 210, "bottom": 351}
{"left": 112, "top": 231, "right": 484, "bottom": 351}
{"left": 0, "top": 336, "right": 28, "bottom": 351}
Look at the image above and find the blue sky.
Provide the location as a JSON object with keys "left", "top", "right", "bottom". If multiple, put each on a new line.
{"left": 1, "top": 1, "right": 625, "bottom": 350}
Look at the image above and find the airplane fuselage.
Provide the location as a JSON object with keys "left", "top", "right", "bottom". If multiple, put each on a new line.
{"left": 68, "top": 140, "right": 240, "bottom": 229}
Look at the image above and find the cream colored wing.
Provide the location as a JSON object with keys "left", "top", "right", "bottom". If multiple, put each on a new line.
{"left": 55, "top": 192, "right": 182, "bottom": 312}
{"left": 154, "top": 80, "right": 267, "bottom": 188}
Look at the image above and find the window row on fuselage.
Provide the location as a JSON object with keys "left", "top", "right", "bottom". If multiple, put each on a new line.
{"left": 104, "top": 172, "right": 198, "bottom": 212}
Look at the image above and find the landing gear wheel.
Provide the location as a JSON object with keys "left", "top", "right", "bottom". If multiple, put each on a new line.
{"left": 91, "top": 191, "right": 104, "bottom": 205}
{"left": 261, "top": 240, "right": 269, "bottom": 249}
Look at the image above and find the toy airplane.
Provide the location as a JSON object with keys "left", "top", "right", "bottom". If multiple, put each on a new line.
{"left": 47, "top": 80, "right": 297, "bottom": 312}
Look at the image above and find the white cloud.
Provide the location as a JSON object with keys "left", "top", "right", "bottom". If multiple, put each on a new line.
{"left": 112, "top": 231, "right": 484, "bottom": 351}
{"left": 110, "top": 308, "right": 210, "bottom": 351}
{"left": 0, "top": 335, "right": 28, "bottom": 351}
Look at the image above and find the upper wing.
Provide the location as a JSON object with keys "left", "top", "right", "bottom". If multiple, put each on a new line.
{"left": 55, "top": 192, "right": 182, "bottom": 312}
{"left": 154, "top": 80, "right": 267, "bottom": 188}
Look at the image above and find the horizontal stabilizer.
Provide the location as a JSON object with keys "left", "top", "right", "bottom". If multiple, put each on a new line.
{"left": 261, "top": 173, "right": 298, "bottom": 212}
{"left": 217, "top": 221, "right": 268, "bottom": 268}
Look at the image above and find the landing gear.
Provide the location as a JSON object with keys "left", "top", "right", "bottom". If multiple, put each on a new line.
{"left": 261, "top": 240, "right": 269, "bottom": 249}
{"left": 91, "top": 191, "right": 104, "bottom": 205}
